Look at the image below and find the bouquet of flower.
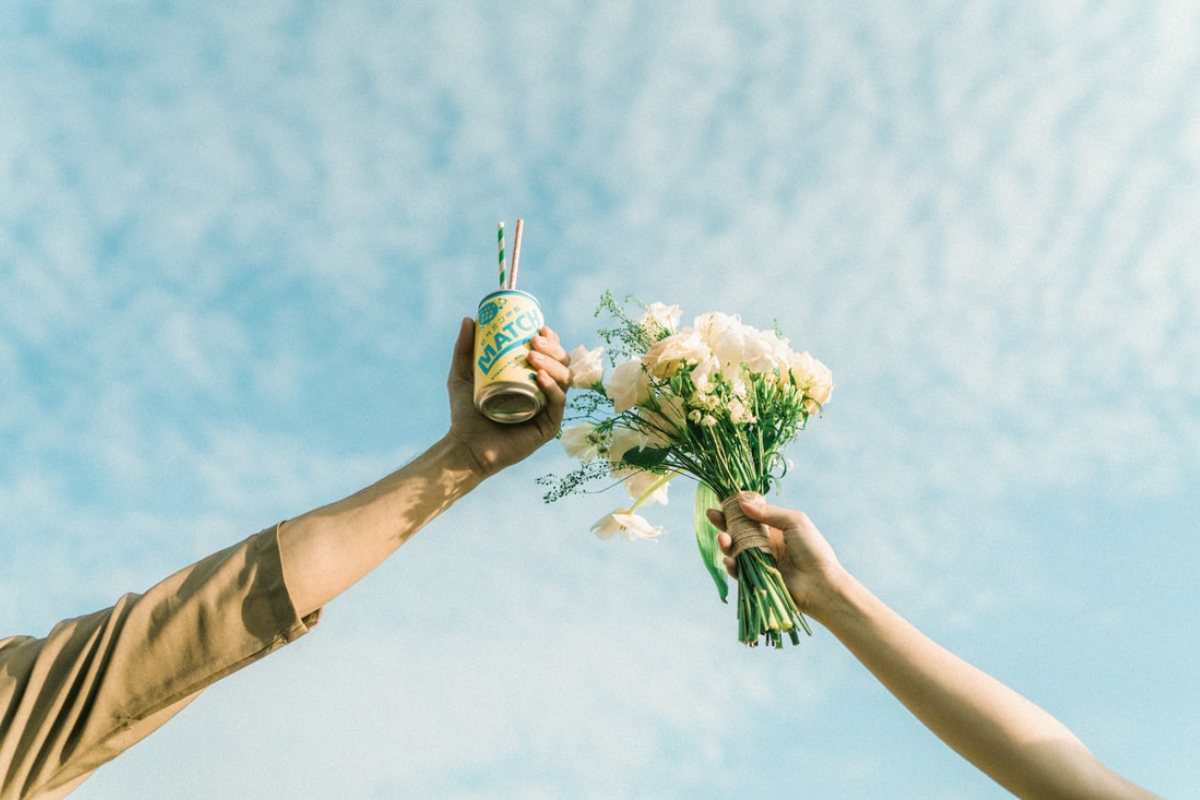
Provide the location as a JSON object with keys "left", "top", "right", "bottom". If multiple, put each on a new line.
{"left": 541, "top": 293, "right": 833, "bottom": 648}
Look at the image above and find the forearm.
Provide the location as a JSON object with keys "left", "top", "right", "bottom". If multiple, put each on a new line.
{"left": 815, "top": 573, "right": 1158, "bottom": 800}
{"left": 277, "top": 434, "right": 484, "bottom": 618}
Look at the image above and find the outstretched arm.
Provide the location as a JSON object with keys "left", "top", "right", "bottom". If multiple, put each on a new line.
{"left": 278, "top": 317, "right": 570, "bottom": 618}
{"left": 0, "top": 318, "right": 569, "bottom": 799}
{"left": 712, "top": 494, "right": 1159, "bottom": 800}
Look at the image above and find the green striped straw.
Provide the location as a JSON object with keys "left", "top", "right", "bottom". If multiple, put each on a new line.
{"left": 497, "top": 222, "right": 506, "bottom": 289}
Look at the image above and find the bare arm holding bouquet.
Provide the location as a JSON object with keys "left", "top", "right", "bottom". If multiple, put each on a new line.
{"left": 710, "top": 493, "right": 1160, "bottom": 800}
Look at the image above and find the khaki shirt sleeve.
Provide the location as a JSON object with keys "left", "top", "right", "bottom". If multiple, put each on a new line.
{"left": 0, "top": 526, "right": 320, "bottom": 800}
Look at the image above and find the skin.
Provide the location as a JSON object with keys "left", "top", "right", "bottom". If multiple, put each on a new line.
{"left": 277, "top": 318, "right": 571, "bottom": 619}
{"left": 710, "top": 493, "right": 1160, "bottom": 800}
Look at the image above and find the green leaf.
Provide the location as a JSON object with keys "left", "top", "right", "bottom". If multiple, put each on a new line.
{"left": 620, "top": 445, "right": 670, "bottom": 470}
{"left": 693, "top": 482, "right": 729, "bottom": 603}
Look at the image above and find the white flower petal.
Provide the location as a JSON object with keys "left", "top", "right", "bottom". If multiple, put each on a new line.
{"left": 561, "top": 422, "right": 601, "bottom": 464}
{"left": 606, "top": 359, "right": 652, "bottom": 413}
{"left": 567, "top": 345, "right": 606, "bottom": 389}
{"left": 637, "top": 302, "right": 682, "bottom": 333}
{"left": 613, "top": 466, "right": 671, "bottom": 506}
{"left": 590, "top": 510, "right": 665, "bottom": 541}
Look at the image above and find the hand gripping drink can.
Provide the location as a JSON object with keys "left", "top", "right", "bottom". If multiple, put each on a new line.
{"left": 473, "top": 289, "right": 546, "bottom": 423}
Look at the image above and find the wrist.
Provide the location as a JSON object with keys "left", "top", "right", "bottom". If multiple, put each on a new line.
{"left": 806, "top": 564, "right": 863, "bottom": 628}
{"left": 439, "top": 431, "right": 495, "bottom": 485}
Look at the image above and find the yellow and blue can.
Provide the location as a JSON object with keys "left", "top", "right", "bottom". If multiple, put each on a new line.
{"left": 473, "top": 289, "right": 546, "bottom": 423}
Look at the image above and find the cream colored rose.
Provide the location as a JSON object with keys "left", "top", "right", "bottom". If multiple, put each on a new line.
{"left": 788, "top": 350, "right": 818, "bottom": 391}
{"left": 642, "top": 330, "right": 710, "bottom": 379}
{"left": 567, "top": 345, "right": 605, "bottom": 389}
{"left": 807, "top": 358, "right": 834, "bottom": 405}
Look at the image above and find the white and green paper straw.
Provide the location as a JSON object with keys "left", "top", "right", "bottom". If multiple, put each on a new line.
{"left": 497, "top": 222, "right": 506, "bottom": 289}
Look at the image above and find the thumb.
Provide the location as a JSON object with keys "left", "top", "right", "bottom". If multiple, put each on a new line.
{"left": 449, "top": 317, "right": 475, "bottom": 385}
{"left": 736, "top": 492, "right": 795, "bottom": 531}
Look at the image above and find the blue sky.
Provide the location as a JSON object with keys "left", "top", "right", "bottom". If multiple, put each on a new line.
{"left": 2, "top": 2, "right": 1197, "bottom": 797}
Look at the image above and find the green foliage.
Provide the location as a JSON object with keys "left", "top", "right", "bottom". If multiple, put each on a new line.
{"left": 693, "top": 482, "right": 729, "bottom": 604}
{"left": 594, "top": 291, "right": 664, "bottom": 363}
{"left": 536, "top": 460, "right": 613, "bottom": 504}
{"left": 619, "top": 445, "right": 670, "bottom": 470}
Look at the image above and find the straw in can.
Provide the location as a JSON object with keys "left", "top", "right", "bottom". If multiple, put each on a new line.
{"left": 497, "top": 222, "right": 506, "bottom": 289}
{"left": 507, "top": 219, "right": 524, "bottom": 290}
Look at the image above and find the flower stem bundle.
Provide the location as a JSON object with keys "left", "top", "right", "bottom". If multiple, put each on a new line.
{"left": 542, "top": 294, "right": 833, "bottom": 648}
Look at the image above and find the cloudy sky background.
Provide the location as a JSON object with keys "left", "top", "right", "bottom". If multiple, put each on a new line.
{"left": 2, "top": 1, "right": 1197, "bottom": 797}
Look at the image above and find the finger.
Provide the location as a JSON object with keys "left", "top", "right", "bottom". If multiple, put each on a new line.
{"left": 529, "top": 348, "right": 570, "bottom": 388}
{"left": 737, "top": 492, "right": 808, "bottom": 532}
{"left": 723, "top": 555, "right": 738, "bottom": 579}
{"left": 706, "top": 508, "right": 728, "bottom": 532}
{"left": 716, "top": 531, "right": 732, "bottom": 554}
{"left": 532, "top": 328, "right": 570, "bottom": 365}
{"left": 535, "top": 369, "right": 567, "bottom": 433}
{"left": 536, "top": 367, "right": 568, "bottom": 410}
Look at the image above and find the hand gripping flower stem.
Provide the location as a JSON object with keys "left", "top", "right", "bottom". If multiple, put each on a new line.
{"left": 722, "top": 493, "right": 811, "bottom": 648}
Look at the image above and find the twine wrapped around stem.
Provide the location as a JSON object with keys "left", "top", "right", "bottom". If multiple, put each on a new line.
{"left": 719, "top": 493, "right": 811, "bottom": 647}
{"left": 720, "top": 494, "right": 772, "bottom": 560}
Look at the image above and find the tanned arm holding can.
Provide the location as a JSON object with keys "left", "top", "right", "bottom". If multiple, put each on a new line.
{"left": 278, "top": 317, "right": 571, "bottom": 618}
{"left": 0, "top": 318, "right": 570, "bottom": 800}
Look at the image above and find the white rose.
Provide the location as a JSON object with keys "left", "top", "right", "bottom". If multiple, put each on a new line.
{"left": 560, "top": 422, "right": 602, "bottom": 464}
{"left": 567, "top": 345, "right": 605, "bottom": 389}
{"left": 742, "top": 328, "right": 790, "bottom": 375}
{"left": 711, "top": 322, "right": 751, "bottom": 371}
{"left": 691, "top": 355, "right": 721, "bottom": 393}
{"left": 606, "top": 359, "right": 652, "bottom": 413}
{"left": 693, "top": 312, "right": 740, "bottom": 348}
{"left": 637, "top": 302, "right": 682, "bottom": 333}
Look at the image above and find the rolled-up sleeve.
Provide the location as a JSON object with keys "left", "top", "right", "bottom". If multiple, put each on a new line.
{"left": 0, "top": 526, "right": 320, "bottom": 800}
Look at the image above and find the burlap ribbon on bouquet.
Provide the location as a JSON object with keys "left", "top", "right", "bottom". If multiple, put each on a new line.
{"left": 720, "top": 494, "right": 772, "bottom": 559}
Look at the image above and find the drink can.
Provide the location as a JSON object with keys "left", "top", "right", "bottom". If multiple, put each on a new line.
{"left": 473, "top": 289, "right": 546, "bottom": 423}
